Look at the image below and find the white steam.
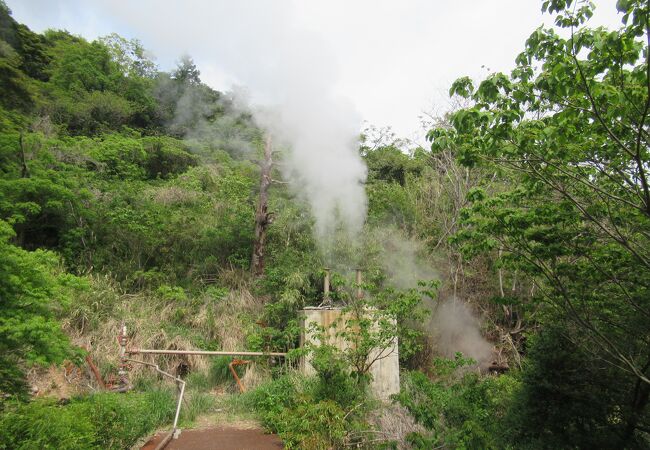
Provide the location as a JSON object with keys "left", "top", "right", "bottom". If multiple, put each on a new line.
{"left": 258, "top": 92, "right": 367, "bottom": 240}
{"left": 375, "top": 227, "right": 439, "bottom": 289}
{"left": 94, "top": 0, "right": 367, "bottom": 243}
{"left": 432, "top": 300, "right": 493, "bottom": 366}
{"left": 375, "top": 228, "right": 493, "bottom": 365}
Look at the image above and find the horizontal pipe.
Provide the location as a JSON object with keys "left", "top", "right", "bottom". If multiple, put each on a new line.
{"left": 127, "top": 349, "right": 287, "bottom": 357}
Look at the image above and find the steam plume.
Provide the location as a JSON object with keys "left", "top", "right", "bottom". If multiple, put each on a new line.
{"left": 375, "top": 228, "right": 492, "bottom": 365}
{"left": 95, "top": 0, "right": 368, "bottom": 246}
{"left": 432, "top": 299, "right": 493, "bottom": 366}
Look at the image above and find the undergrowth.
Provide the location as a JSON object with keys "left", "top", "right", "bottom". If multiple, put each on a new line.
{"left": 231, "top": 367, "right": 373, "bottom": 450}
{"left": 396, "top": 356, "right": 519, "bottom": 449}
{"left": 0, "top": 381, "right": 217, "bottom": 450}
{"left": 0, "top": 389, "right": 175, "bottom": 450}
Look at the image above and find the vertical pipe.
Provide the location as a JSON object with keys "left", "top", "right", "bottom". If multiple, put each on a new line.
{"left": 126, "top": 358, "right": 186, "bottom": 448}
{"left": 355, "top": 268, "right": 363, "bottom": 299}
{"left": 172, "top": 379, "right": 186, "bottom": 432}
{"left": 323, "top": 268, "right": 331, "bottom": 300}
{"left": 118, "top": 324, "right": 128, "bottom": 389}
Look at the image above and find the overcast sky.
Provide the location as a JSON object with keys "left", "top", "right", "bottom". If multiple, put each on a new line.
{"left": 8, "top": 0, "right": 623, "bottom": 142}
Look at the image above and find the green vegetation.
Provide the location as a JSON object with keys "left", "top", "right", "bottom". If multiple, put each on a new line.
{"left": 0, "top": 0, "right": 648, "bottom": 448}
{"left": 0, "top": 389, "right": 175, "bottom": 449}
{"left": 397, "top": 358, "right": 518, "bottom": 449}
{"left": 0, "top": 215, "right": 88, "bottom": 401}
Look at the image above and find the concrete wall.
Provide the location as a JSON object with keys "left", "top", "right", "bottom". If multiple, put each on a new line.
{"left": 300, "top": 306, "right": 400, "bottom": 400}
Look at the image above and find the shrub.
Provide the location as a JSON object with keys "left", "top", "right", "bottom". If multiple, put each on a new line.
{"left": 245, "top": 362, "right": 377, "bottom": 449}
{"left": 246, "top": 374, "right": 350, "bottom": 449}
{"left": 88, "top": 135, "right": 146, "bottom": 179}
{"left": 311, "top": 344, "right": 365, "bottom": 409}
{"left": 141, "top": 137, "right": 197, "bottom": 179}
{"left": 506, "top": 325, "right": 643, "bottom": 449}
{"left": 0, "top": 398, "right": 94, "bottom": 449}
{"left": 275, "top": 400, "right": 347, "bottom": 450}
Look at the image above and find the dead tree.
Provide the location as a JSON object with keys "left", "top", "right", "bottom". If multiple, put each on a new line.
{"left": 251, "top": 136, "right": 274, "bottom": 277}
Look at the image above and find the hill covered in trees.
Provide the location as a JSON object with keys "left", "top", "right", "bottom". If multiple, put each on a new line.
{"left": 0, "top": 0, "right": 648, "bottom": 448}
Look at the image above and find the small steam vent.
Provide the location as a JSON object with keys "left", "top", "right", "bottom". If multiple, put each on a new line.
{"left": 300, "top": 268, "right": 400, "bottom": 400}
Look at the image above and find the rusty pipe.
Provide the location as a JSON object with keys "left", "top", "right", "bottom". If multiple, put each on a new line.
{"left": 228, "top": 359, "right": 251, "bottom": 393}
{"left": 85, "top": 353, "right": 106, "bottom": 390}
{"left": 154, "top": 432, "right": 174, "bottom": 450}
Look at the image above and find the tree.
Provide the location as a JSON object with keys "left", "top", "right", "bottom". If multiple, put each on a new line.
{"left": 428, "top": 0, "right": 650, "bottom": 442}
{"left": 171, "top": 55, "right": 201, "bottom": 86}
{"left": 0, "top": 1, "right": 50, "bottom": 81}
{"left": 99, "top": 33, "right": 156, "bottom": 78}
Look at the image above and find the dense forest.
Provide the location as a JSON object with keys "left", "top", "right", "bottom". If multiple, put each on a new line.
{"left": 0, "top": 0, "right": 649, "bottom": 448}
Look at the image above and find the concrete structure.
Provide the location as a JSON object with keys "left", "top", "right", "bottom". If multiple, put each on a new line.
{"left": 299, "top": 306, "right": 400, "bottom": 400}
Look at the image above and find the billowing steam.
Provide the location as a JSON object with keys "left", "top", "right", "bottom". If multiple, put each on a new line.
{"left": 374, "top": 227, "right": 439, "bottom": 289}
{"left": 376, "top": 228, "right": 492, "bottom": 365}
{"left": 93, "top": 1, "right": 367, "bottom": 244}
{"left": 431, "top": 299, "right": 493, "bottom": 366}
{"left": 257, "top": 91, "right": 367, "bottom": 241}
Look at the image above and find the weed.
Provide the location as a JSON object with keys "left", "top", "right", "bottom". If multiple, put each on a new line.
{"left": 180, "top": 391, "right": 215, "bottom": 424}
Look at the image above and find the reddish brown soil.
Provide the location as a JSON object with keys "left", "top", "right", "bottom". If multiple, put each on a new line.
{"left": 141, "top": 425, "right": 283, "bottom": 450}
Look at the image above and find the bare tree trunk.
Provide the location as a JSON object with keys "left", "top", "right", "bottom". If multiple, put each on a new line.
{"left": 251, "top": 136, "right": 273, "bottom": 277}
{"left": 16, "top": 133, "right": 29, "bottom": 247}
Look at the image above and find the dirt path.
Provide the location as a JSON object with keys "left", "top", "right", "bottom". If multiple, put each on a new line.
{"left": 141, "top": 425, "right": 283, "bottom": 450}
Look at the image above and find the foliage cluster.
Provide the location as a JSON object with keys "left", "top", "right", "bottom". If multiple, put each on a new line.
{"left": 244, "top": 369, "right": 368, "bottom": 450}
{"left": 427, "top": 0, "right": 650, "bottom": 444}
{"left": 0, "top": 218, "right": 81, "bottom": 402}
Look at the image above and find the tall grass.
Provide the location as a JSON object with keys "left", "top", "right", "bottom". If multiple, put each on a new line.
{"left": 0, "top": 389, "right": 175, "bottom": 450}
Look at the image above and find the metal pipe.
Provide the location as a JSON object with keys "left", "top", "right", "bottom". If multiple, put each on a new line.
{"left": 355, "top": 268, "right": 363, "bottom": 299}
{"left": 118, "top": 324, "right": 129, "bottom": 389}
{"left": 323, "top": 267, "right": 331, "bottom": 299}
{"left": 127, "top": 349, "right": 287, "bottom": 357}
{"left": 126, "top": 358, "right": 186, "bottom": 449}
{"left": 172, "top": 379, "right": 185, "bottom": 432}
{"left": 228, "top": 359, "right": 251, "bottom": 393}
{"left": 154, "top": 432, "right": 174, "bottom": 450}
{"left": 85, "top": 353, "right": 106, "bottom": 390}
